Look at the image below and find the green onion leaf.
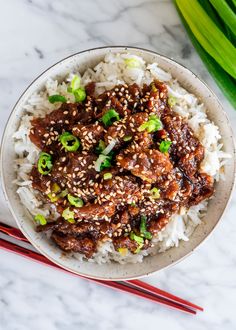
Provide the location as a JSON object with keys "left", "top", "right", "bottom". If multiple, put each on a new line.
{"left": 101, "top": 109, "right": 120, "bottom": 126}
{"left": 67, "top": 194, "right": 84, "bottom": 207}
{"left": 59, "top": 189, "right": 68, "bottom": 198}
{"left": 94, "top": 154, "right": 112, "bottom": 172}
{"left": 62, "top": 207, "right": 75, "bottom": 223}
{"left": 47, "top": 193, "right": 59, "bottom": 202}
{"left": 209, "top": 0, "right": 236, "bottom": 36}
{"left": 150, "top": 187, "right": 160, "bottom": 200}
{"left": 103, "top": 172, "right": 112, "bottom": 180}
{"left": 130, "top": 232, "right": 144, "bottom": 253}
{"left": 59, "top": 132, "right": 80, "bottom": 152}
{"left": 124, "top": 58, "right": 141, "bottom": 68}
{"left": 48, "top": 95, "right": 67, "bottom": 104}
{"left": 159, "top": 140, "right": 172, "bottom": 153}
{"left": 168, "top": 96, "right": 177, "bottom": 107}
{"left": 130, "top": 232, "right": 144, "bottom": 244}
{"left": 175, "top": 1, "right": 236, "bottom": 109}
{"left": 74, "top": 88, "right": 86, "bottom": 102}
{"left": 117, "top": 247, "right": 128, "bottom": 256}
{"left": 37, "top": 152, "right": 53, "bottom": 175}
{"left": 138, "top": 115, "right": 162, "bottom": 133}
{"left": 70, "top": 75, "right": 81, "bottom": 91}
{"left": 34, "top": 214, "right": 47, "bottom": 226}
{"left": 96, "top": 140, "right": 106, "bottom": 154}
{"left": 175, "top": 0, "right": 236, "bottom": 79}
{"left": 140, "top": 215, "right": 152, "bottom": 240}
{"left": 123, "top": 135, "right": 132, "bottom": 142}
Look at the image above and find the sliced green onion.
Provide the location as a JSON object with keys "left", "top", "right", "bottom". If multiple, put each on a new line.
{"left": 151, "top": 82, "right": 158, "bottom": 92}
{"left": 96, "top": 140, "right": 106, "bottom": 154}
{"left": 59, "top": 132, "right": 80, "bottom": 152}
{"left": 130, "top": 232, "right": 144, "bottom": 244}
{"left": 59, "top": 189, "right": 68, "bottom": 198}
{"left": 130, "top": 232, "right": 144, "bottom": 253}
{"left": 103, "top": 172, "right": 112, "bottom": 180}
{"left": 67, "top": 194, "right": 84, "bottom": 207}
{"left": 150, "top": 187, "right": 160, "bottom": 200}
{"left": 67, "top": 218, "right": 76, "bottom": 224}
{"left": 52, "top": 183, "right": 60, "bottom": 193}
{"left": 102, "top": 139, "right": 116, "bottom": 155}
{"left": 123, "top": 135, "right": 132, "bottom": 142}
{"left": 138, "top": 115, "right": 162, "bottom": 133}
{"left": 67, "top": 75, "right": 86, "bottom": 102}
{"left": 140, "top": 215, "right": 152, "bottom": 240}
{"left": 94, "top": 154, "right": 112, "bottom": 172}
{"left": 37, "top": 152, "right": 53, "bottom": 175}
{"left": 159, "top": 140, "right": 172, "bottom": 153}
{"left": 117, "top": 247, "right": 128, "bottom": 256}
{"left": 62, "top": 207, "right": 75, "bottom": 223}
{"left": 168, "top": 96, "right": 177, "bottom": 107}
{"left": 34, "top": 214, "right": 47, "bottom": 226}
{"left": 124, "top": 58, "right": 141, "bottom": 68}
{"left": 47, "top": 193, "right": 59, "bottom": 202}
{"left": 47, "top": 184, "right": 65, "bottom": 202}
{"left": 74, "top": 88, "right": 86, "bottom": 102}
{"left": 48, "top": 95, "right": 67, "bottom": 104}
{"left": 70, "top": 75, "right": 81, "bottom": 91}
{"left": 101, "top": 109, "right": 120, "bottom": 126}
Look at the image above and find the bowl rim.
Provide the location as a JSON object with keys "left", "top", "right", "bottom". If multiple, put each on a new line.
{"left": 1, "top": 45, "right": 236, "bottom": 281}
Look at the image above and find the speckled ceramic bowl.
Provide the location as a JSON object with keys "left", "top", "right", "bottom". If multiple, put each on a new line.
{"left": 1, "top": 46, "right": 235, "bottom": 280}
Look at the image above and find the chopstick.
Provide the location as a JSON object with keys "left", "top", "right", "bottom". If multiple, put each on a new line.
{"left": 0, "top": 222, "right": 202, "bottom": 314}
{"left": 0, "top": 237, "right": 196, "bottom": 315}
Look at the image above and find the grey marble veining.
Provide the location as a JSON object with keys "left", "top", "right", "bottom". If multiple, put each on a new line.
{"left": 0, "top": 0, "right": 236, "bottom": 329}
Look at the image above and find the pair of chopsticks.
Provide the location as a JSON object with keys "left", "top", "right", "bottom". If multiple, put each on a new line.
{"left": 0, "top": 222, "right": 203, "bottom": 315}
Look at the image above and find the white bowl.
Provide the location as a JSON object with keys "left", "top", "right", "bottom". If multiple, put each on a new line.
{"left": 1, "top": 46, "right": 235, "bottom": 280}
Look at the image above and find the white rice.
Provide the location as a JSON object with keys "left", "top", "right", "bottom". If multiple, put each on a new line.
{"left": 13, "top": 52, "right": 231, "bottom": 264}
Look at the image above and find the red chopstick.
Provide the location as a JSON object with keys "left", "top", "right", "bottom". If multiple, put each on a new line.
{"left": 128, "top": 280, "right": 203, "bottom": 312}
{"left": 0, "top": 222, "right": 202, "bottom": 314}
{"left": 0, "top": 237, "right": 196, "bottom": 315}
{"left": 0, "top": 222, "right": 28, "bottom": 242}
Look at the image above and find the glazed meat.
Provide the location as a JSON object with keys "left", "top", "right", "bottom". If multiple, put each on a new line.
{"left": 29, "top": 79, "right": 214, "bottom": 258}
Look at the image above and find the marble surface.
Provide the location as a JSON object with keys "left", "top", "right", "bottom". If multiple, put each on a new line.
{"left": 0, "top": 0, "right": 236, "bottom": 329}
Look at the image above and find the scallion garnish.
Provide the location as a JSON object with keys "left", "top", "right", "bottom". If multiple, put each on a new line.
{"left": 70, "top": 75, "right": 81, "bottom": 91}
{"left": 96, "top": 140, "right": 106, "bottom": 154}
{"left": 124, "top": 58, "right": 141, "bottom": 68}
{"left": 130, "top": 232, "right": 144, "bottom": 253}
{"left": 140, "top": 215, "right": 152, "bottom": 240}
{"left": 62, "top": 207, "right": 75, "bottom": 223}
{"left": 37, "top": 152, "right": 53, "bottom": 175}
{"left": 47, "top": 193, "right": 59, "bottom": 202}
{"left": 101, "top": 109, "right": 120, "bottom": 126}
{"left": 48, "top": 94, "right": 67, "bottom": 104}
{"left": 123, "top": 135, "right": 132, "bottom": 142}
{"left": 117, "top": 248, "right": 128, "bottom": 256}
{"left": 59, "top": 132, "right": 80, "bottom": 152}
{"left": 67, "top": 194, "right": 84, "bottom": 207}
{"left": 67, "top": 75, "right": 87, "bottom": 103}
{"left": 168, "top": 96, "right": 177, "bottom": 107}
{"left": 150, "top": 187, "right": 160, "bottom": 200}
{"left": 94, "top": 154, "right": 112, "bottom": 172}
{"left": 34, "top": 214, "right": 47, "bottom": 226}
{"left": 159, "top": 140, "right": 172, "bottom": 153}
{"left": 138, "top": 114, "right": 162, "bottom": 133}
{"left": 103, "top": 172, "right": 112, "bottom": 180}
{"left": 74, "top": 88, "right": 86, "bottom": 102}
